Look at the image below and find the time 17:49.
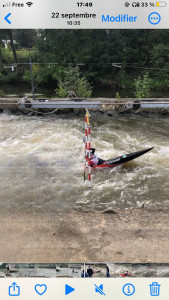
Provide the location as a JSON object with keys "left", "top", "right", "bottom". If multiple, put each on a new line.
{"left": 77, "top": 2, "right": 93, "bottom": 7}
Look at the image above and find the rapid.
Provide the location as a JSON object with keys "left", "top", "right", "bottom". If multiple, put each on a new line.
{"left": 0, "top": 112, "right": 168, "bottom": 213}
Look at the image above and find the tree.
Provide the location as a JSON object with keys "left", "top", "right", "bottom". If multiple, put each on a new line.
{"left": 8, "top": 30, "right": 17, "bottom": 64}
{"left": 13, "top": 30, "right": 36, "bottom": 48}
{"left": 134, "top": 73, "right": 151, "bottom": 98}
{"left": 56, "top": 65, "right": 92, "bottom": 98}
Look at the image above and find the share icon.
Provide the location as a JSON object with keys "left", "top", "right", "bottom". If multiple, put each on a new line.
{"left": 94, "top": 284, "right": 106, "bottom": 296}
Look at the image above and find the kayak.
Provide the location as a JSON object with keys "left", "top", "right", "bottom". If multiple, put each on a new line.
{"left": 93, "top": 147, "right": 153, "bottom": 169}
{"left": 120, "top": 273, "right": 132, "bottom": 277}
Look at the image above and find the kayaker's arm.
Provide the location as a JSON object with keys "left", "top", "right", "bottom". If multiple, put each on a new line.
{"left": 90, "top": 161, "right": 94, "bottom": 167}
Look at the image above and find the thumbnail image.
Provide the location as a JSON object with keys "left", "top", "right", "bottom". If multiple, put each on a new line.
{"left": 0, "top": 263, "right": 83, "bottom": 278}
{"left": 0, "top": 30, "right": 169, "bottom": 262}
{"left": 1, "top": 263, "right": 169, "bottom": 278}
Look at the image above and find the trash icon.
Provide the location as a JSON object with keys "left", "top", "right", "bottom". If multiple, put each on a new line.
{"left": 149, "top": 282, "right": 161, "bottom": 296}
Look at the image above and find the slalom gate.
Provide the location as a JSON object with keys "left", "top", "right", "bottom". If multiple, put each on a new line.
{"left": 84, "top": 110, "right": 91, "bottom": 188}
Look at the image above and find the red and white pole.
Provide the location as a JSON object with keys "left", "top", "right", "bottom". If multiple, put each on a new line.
{"left": 84, "top": 111, "right": 92, "bottom": 188}
{"left": 88, "top": 125, "right": 91, "bottom": 188}
{"left": 85, "top": 114, "right": 88, "bottom": 168}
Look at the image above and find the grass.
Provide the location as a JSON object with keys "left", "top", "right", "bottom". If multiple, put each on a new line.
{"left": 2, "top": 49, "right": 39, "bottom": 64}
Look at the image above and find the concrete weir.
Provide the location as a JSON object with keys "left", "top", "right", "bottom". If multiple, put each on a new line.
{"left": 0, "top": 98, "right": 18, "bottom": 112}
{"left": 1, "top": 97, "right": 169, "bottom": 114}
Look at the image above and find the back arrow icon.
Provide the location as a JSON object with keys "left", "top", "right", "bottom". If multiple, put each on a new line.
{"left": 4, "top": 13, "right": 11, "bottom": 24}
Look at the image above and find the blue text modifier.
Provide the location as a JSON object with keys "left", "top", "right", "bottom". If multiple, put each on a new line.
{"left": 102, "top": 14, "right": 138, "bottom": 23}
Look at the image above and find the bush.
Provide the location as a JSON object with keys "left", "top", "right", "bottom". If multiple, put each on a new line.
{"left": 0, "top": 89, "right": 5, "bottom": 96}
{"left": 56, "top": 66, "right": 92, "bottom": 98}
{"left": 115, "top": 92, "right": 120, "bottom": 100}
{"left": 134, "top": 73, "right": 151, "bottom": 98}
{"left": 0, "top": 71, "right": 18, "bottom": 83}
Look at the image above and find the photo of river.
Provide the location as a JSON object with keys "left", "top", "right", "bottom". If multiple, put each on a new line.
{"left": 0, "top": 112, "right": 168, "bottom": 213}
{"left": 0, "top": 29, "right": 169, "bottom": 263}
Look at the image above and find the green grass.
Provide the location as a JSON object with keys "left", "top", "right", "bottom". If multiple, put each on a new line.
{"left": 2, "top": 49, "right": 39, "bottom": 64}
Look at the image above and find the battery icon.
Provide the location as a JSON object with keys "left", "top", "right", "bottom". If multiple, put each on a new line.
{"left": 156, "top": 1, "right": 167, "bottom": 7}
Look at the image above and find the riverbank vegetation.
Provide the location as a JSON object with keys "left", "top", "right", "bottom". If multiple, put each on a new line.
{"left": 0, "top": 29, "right": 169, "bottom": 97}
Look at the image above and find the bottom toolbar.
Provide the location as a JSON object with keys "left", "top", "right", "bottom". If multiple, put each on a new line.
{"left": 0, "top": 278, "right": 167, "bottom": 299}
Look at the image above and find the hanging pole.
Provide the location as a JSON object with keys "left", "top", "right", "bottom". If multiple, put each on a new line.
{"left": 84, "top": 113, "right": 88, "bottom": 182}
{"left": 88, "top": 124, "right": 91, "bottom": 188}
{"left": 84, "top": 109, "right": 91, "bottom": 188}
{"left": 85, "top": 113, "right": 88, "bottom": 168}
{"left": 29, "top": 58, "right": 35, "bottom": 100}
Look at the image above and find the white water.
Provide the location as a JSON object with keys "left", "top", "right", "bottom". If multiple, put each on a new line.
{"left": 0, "top": 112, "right": 169, "bottom": 212}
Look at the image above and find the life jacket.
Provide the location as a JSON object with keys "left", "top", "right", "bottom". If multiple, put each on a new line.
{"left": 90, "top": 155, "right": 99, "bottom": 166}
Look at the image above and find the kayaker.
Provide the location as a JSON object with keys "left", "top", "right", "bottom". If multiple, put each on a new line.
{"left": 83, "top": 136, "right": 105, "bottom": 166}
{"left": 106, "top": 265, "right": 110, "bottom": 277}
{"left": 5, "top": 264, "right": 10, "bottom": 276}
{"left": 125, "top": 271, "right": 129, "bottom": 276}
{"left": 81, "top": 270, "right": 88, "bottom": 278}
{"left": 87, "top": 266, "right": 94, "bottom": 277}
{"left": 90, "top": 155, "right": 99, "bottom": 166}
{"left": 90, "top": 148, "right": 105, "bottom": 166}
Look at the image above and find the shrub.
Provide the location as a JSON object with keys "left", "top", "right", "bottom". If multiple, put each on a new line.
{"left": 56, "top": 66, "right": 92, "bottom": 98}
{"left": 134, "top": 73, "right": 151, "bottom": 98}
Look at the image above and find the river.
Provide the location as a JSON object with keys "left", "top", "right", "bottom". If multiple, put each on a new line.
{"left": 0, "top": 112, "right": 169, "bottom": 213}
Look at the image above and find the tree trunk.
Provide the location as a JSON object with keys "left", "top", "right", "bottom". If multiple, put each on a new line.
{"left": 0, "top": 46, "right": 3, "bottom": 67}
{"left": 8, "top": 29, "right": 18, "bottom": 71}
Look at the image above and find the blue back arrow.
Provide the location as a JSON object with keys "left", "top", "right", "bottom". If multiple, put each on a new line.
{"left": 5, "top": 13, "right": 11, "bottom": 24}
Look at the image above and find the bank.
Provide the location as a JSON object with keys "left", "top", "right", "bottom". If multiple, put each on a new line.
{"left": 0, "top": 208, "right": 169, "bottom": 262}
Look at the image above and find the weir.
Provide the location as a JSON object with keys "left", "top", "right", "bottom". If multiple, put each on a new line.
{"left": 1, "top": 98, "right": 169, "bottom": 112}
{"left": 18, "top": 99, "right": 101, "bottom": 109}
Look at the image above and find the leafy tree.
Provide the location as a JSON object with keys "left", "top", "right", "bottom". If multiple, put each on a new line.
{"left": 8, "top": 30, "right": 17, "bottom": 65}
{"left": 56, "top": 65, "right": 92, "bottom": 97}
{"left": 0, "top": 30, "right": 9, "bottom": 66}
{"left": 13, "top": 30, "right": 36, "bottom": 48}
{"left": 134, "top": 73, "right": 151, "bottom": 98}
{"left": 1, "top": 29, "right": 169, "bottom": 96}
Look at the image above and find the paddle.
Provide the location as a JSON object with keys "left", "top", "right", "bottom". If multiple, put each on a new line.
{"left": 84, "top": 169, "right": 86, "bottom": 182}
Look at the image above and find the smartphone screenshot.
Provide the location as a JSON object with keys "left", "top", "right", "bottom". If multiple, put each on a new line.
{"left": 0, "top": 0, "right": 169, "bottom": 298}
